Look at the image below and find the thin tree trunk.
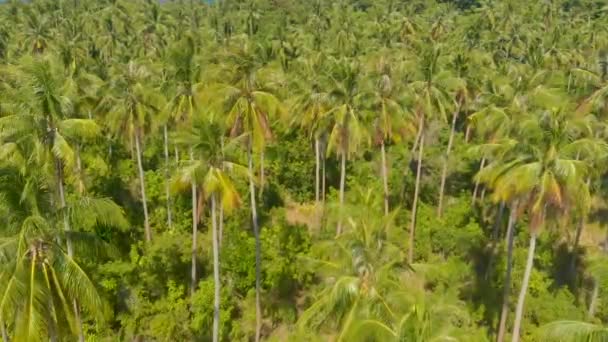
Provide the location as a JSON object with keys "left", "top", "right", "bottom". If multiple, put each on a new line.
{"left": 400, "top": 119, "right": 423, "bottom": 201}
{"left": 438, "top": 108, "right": 459, "bottom": 217}
{"left": 174, "top": 146, "right": 179, "bottom": 164}
{"left": 511, "top": 233, "right": 537, "bottom": 342}
{"left": 472, "top": 157, "right": 486, "bottom": 205}
{"left": 0, "top": 318, "right": 7, "bottom": 342}
{"left": 259, "top": 150, "right": 265, "bottom": 197}
{"left": 190, "top": 150, "right": 198, "bottom": 295}
{"left": 485, "top": 202, "right": 506, "bottom": 281}
{"left": 321, "top": 147, "right": 326, "bottom": 203}
{"left": 219, "top": 205, "right": 224, "bottom": 249}
{"left": 248, "top": 141, "right": 262, "bottom": 342}
{"left": 497, "top": 200, "right": 518, "bottom": 342}
{"left": 315, "top": 138, "right": 320, "bottom": 203}
{"left": 588, "top": 277, "right": 599, "bottom": 318}
{"left": 134, "top": 131, "right": 151, "bottom": 242}
{"left": 570, "top": 177, "right": 589, "bottom": 277}
{"left": 465, "top": 124, "right": 471, "bottom": 143}
{"left": 211, "top": 193, "right": 221, "bottom": 342}
{"left": 381, "top": 141, "right": 389, "bottom": 216}
{"left": 337, "top": 151, "right": 347, "bottom": 236}
{"left": 164, "top": 125, "right": 173, "bottom": 229}
{"left": 569, "top": 215, "right": 584, "bottom": 277}
{"left": 408, "top": 129, "right": 424, "bottom": 264}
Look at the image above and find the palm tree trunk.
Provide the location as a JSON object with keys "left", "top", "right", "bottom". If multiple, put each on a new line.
{"left": 134, "top": 131, "right": 151, "bottom": 242}
{"left": 438, "top": 108, "right": 459, "bottom": 217}
{"left": 511, "top": 233, "right": 537, "bottom": 342}
{"left": 569, "top": 215, "right": 584, "bottom": 278}
{"left": 259, "top": 150, "right": 265, "bottom": 197}
{"left": 472, "top": 157, "right": 486, "bottom": 205}
{"left": 174, "top": 146, "right": 179, "bottom": 164}
{"left": 588, "top": 277, "right": 599, "bottom": 318}
{"left": 321, "top": 144, "right": 326, "bottom": 203}
{"left": 211, "top": 193, "right": 221, "bottom": 342}
{"left": 219, "top": 205, "right": 224, "bottom": 249}
{"left": 465, "top": 124, "right": 471, "bottom": 143}
{"left": 337, "top": 151, "right": 347, "bottom": 236}
{"left": 56, "top": 159, "right": 85, "bottom": 342}
{"left": 163, "top": 125, "right": 173, "bottom": 229}
{"left": 497, "top": 200, "right": 518, "bottom": 342}
{"left": 315, "top": 138, "right": 320, "bottom": 203}
{"left": 485, "top": 202, "right": 506, "bottom": 281}
{"left": 381, "top": 141, "right": 389, "bottom": 216}
{"left": 190, "top": 150, "right": 198, "bottom": 296}
{"left": 400, "top": 119, "right": 423, "bottom": 201}
{"left": 408, "top": 130, "right": 424, "bottom": 264}
{"left": 248, "top": 141, "right": 262, "bottom": 342}
{"left": 0, "top": 318, "right": 7, "bottom": 342}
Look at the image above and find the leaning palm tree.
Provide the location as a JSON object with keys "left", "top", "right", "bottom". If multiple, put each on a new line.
{"left": 203, "top": 42, "right": 282, "bottom": 342}
{"left": 173, "top": 112, "right": 243, "bottom": 342}
{"left": 97, "top": 60, "right": 164, "bottom": 243}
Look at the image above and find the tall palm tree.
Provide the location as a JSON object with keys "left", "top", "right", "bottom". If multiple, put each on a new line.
{"left": 479, "top": 109, "right": 592, "bottom": 342}
{"left": 204, "top": 43, "right": 282, "bottom": 342}
{"left": 163, "top": 34, "right": 204, "bottom": 230}
{"left": 173, "top": 113, "right": 243, "bottom": 342}
{"left": 368, "top": 56, "right": 415, "bottom": 216}
{"left": 324, "top": 57, "right": 370, "bottom": 235}
{"left": 97, "top": 60, "right": 164, "bottom": 243}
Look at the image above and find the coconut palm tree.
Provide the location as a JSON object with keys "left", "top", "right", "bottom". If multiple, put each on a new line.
{"left": 324, "top": 57, "right": 370, "bottom": 235}
{"left": 97, "top": 60, "right": 164, "bottom": 243}
{"left": 479, "top": 109, "right": 593, "bottom": 342}
{"left": 173, "top": 112, "right": 243, "bottom": 342}
{"left": 204, "top": 42, "right": 282, "bottom": 342}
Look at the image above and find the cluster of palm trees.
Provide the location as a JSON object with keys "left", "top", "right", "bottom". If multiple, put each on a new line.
{"left": 0, "top": 0, "right": 608, "bottom": 340}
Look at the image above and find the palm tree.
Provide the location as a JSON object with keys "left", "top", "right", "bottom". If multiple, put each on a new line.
{"left": 162, "top": 34, "right": 204, "bottom": 230}
{"left": 204, "top": 43, "right": 282, "bottom": 342}
{"left": 479, "top": 109, "right": 592, "bottom": 342}
{"left": 324, "top": 57, "right": 370, "bottom": 235}
{"left": 368, "top": 56, "right": 415, "bottom": 216}
{"left": 289, "top": 53, "right": 330, "bottom": 204}
{"left": 173, "top": 113, "right": 243, "bottom": 342}
{"left": 406, "top": 44, "right": 458, "bottom": 263}
{"left": 297, "top": 187, "right": 408, "bottom": 340}
{"left": 97, "top": 60, "right": 164, "bottom": 243}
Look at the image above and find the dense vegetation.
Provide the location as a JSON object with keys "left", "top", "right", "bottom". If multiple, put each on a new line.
{"left": 1, "top": 0, "right": 608, "bottom": 341}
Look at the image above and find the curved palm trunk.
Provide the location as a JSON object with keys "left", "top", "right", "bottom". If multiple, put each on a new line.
{"left": 163, "top": 125, "right": 173, "bottom": 229}
{"left": 56, "top": 159, "right": 85, "bottom": 342}
{"left": 497, "top": 200, "right": 518, "bottom": 342}
{"left": 191, "top": 151, "right": 198, "bottom": 295}
{"left": 315, "top": 138, "right": 320, "bottom": 203}
{"left": 511, "top": 233, "right": 537, "bottom": 342}
{"left": 438, "top": 108, "right": 459, "bottom": 217}
{"left": 248, "top": 142, "right": 262, "bottom": 342}
{"left": 337, "top": 151, "right": 347, "bottom": 236}
{"left": 211, "top": 193, "right": 221, "bottom": 342}
{"left": 408, "top": 130, "right": 424, "bottom": 264}
{"left": 381, "top": 141, "right": 389, "bottom": 216}
{"left": 134, "top": 131, "right": 151, "bottom": 242}
{"left": 400, "top": 120, "right": 423, "bottom": 201}
{"left": 472, "top": 157, "right": 486, "bottom": 205}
